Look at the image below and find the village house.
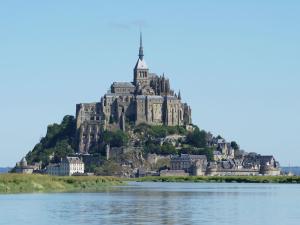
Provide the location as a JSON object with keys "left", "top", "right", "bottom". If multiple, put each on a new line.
{"left": 46, "top": 157, "right": 85, "bottom": 176}
{"left": 165, "top": 153, "right": 280, "bottom": 176}
{"left": 15, "top": 158, "right": 41, "bottom": 174}
{"left": 167, "top": 154, "right": 207, "bottom": 176}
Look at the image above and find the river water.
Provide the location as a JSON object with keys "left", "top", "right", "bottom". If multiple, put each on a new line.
{"left": 1, "top": 182, "right": 300, "bottom": 225}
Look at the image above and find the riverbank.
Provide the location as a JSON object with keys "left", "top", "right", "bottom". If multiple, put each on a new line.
{"left": 133, "top": 175, "right": 300, "bottom": 183}
{"left": 0, "top": 174, "right": 124, "bottom": 193}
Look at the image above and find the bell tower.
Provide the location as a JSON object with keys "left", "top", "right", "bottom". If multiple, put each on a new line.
{"left": 134, "top": 32, "right": 149, "bottom": 87}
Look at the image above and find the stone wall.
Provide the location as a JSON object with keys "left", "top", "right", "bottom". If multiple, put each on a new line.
{"left": 206, "top": 169, "right": 260, "bottom": 176}
{"left": 160, "top": 169, "right": 189, "bottom": 177}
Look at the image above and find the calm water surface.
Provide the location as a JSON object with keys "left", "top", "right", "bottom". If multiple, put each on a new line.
{"left": 1, "top": 182, "right": 300, "bottom": 225}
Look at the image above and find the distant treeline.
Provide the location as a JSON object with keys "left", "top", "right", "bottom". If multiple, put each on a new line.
{"left": 281, "top": 167, "right": 300, "bottom": 176}
{"left": 0, "top": 168, "right": 11, "bottom": 174}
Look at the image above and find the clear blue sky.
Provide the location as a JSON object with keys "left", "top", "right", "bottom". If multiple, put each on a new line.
{"left": 0, "top": 0, "right": 299, "bottom": 167}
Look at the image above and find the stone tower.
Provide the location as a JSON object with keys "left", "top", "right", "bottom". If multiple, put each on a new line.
{"left": 133, "top": 32, "right": 149, "bottom": 87}
{"left": 75, "top": 34, "right": 192, "bottom": 154}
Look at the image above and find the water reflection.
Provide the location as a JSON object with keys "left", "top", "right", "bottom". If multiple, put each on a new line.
{"left": 1, "top": 182, "right": 300, "bottom": 225}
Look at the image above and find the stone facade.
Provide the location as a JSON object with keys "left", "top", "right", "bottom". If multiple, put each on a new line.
{"left": 171, "top": 154, "right": 208, "bottom": 176}
{"left": 160, "top": 169, "right": 189, "bottom": 177}
{"left": 76, "top": 103, "right": 102, "bottom": 153}
{"left": 76, "top": 34, "right": 192, "bottom": 154}
{"left": 169, "top": 153, "right": 280, "bottom": 176}
{"left": 15, "top": 158, "right": 41, "bottom": 174}
{"left": 46, "top": 157, "right": 85, "bottom": 176}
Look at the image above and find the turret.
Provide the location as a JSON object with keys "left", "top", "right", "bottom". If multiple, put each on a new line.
{"left": 178, "top": 90, "right": 181, "bottom": 100}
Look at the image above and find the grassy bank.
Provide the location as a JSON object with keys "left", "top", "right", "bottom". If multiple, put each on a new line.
{"left": 0, "top": 174, "right": 124, "bottom": 193}
{"left": 133, "top": 176, "right": 300, "bottom": 183}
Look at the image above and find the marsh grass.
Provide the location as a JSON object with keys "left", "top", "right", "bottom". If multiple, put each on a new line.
{"left": 0, "top": 174, "right": 124, "bottom": 193}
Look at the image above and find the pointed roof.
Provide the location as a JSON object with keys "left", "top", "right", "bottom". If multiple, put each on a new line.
{"left": 178, "top": 90, "right": 182, "bottom": 100}
{"left": 135, "top": 58, "right": 148, "bottom": 69}
{"left": 134, "top": 32, "right": 148, "bottom": 70}
{"left": 139, "top": 32, "right": 144, "bottom": 60}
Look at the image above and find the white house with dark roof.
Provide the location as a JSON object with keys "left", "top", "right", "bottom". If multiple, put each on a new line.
{"left": 46, "top": 157, "right": 84, "bottom": 176}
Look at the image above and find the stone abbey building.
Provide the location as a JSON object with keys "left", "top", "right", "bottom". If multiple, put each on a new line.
{"left": 76, "top": 34, "right": 192, "bottom": 153}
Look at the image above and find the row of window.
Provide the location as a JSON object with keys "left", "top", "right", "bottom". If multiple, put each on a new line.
{"left": 90, "top": 116, "right": 100, "bottom": 121}
{"left": 115, "top": 88, "right": 133, "bottom": 93}
{"left": 139, "top": 71, "right": 147, "bottom": 78}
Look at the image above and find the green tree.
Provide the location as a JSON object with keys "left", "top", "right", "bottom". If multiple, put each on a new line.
{"left": 148, "top": 126, "right": 168, "bottom": 138}
{"left": 160, "top": 143, "right": 177, "bottom": 155}
{"left": 231, "top": 141, "right": 239, "bottom": 150}
{"left": 94, "top": 160, "right": 122, "bottom": 176}
{"left": 102, "top": 130, "right": 129, "bottom": 147}
{"left": 186, "top": 127, "right": 207, "bottom": 148}
{"left": 25, "top": 115, "right": 76, "bottom": 166}
{"left": 144, "top": 140, "right": 161, "bottom": 154}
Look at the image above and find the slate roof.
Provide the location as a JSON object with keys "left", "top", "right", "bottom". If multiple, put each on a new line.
{"left": 105, "top": 93, "right": 134, "bottom": 97}
{"left": 165, "top": 96, "right": 178, "bottom": 100}
{"left": 134, "top": 58, "right": 148, "bottom": 69}
{"left": 112, "top": 82, "right": 135, "bottom": 88}
{"left": 171, "top": 154, "right": 207, "bottom": 161}
{"left": 260, "top": 155, "right": 274, "bottom": 163}
{"left": 147, "top": 95, "right": 164, "bottom": 100}
{"left": 62, "top": 157, "right": 83, "bottom": 164}
{"left": 189, "top": 155, "right": 207, "bottom": 160}
{"left": 136, "top": 95, "right": 146, "bottom": 99}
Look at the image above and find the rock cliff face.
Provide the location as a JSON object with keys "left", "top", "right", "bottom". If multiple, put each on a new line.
{"left": 100, "top": 148, "right": 170, "bottom": 178}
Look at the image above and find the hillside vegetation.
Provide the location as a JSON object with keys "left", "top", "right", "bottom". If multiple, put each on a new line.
{"left": 21, "top": 114, "right": 217, "bottom": 174}
{"left": 25, "top": 115, "right": 76, "bottom": 166}
{"left": 133, "top": 123, "right": 214, "bottom": 160}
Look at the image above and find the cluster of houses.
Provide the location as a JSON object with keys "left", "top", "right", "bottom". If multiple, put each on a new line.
{"left": 207, "top": 135, "right": 236, "bottom": 160}
{"left": 15, "top": 157, "right": 85, "bottom": 176}
{"left": 161, "top": 152, "right": 281, "bottom": 177}
{"left": 160, "top": 135, "right": 280, "bottom": 177}
{"left": 15, "top": 158, "right": 42, "bottom": 174}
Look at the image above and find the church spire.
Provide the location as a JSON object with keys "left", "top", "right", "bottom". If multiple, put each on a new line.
{"left": 139, "top": 32, "right": 144, "bottom": 60}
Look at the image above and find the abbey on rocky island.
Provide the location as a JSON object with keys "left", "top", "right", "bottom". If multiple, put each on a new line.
{"left": 76, "top": 34, "right": 192, "bottom": 154}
